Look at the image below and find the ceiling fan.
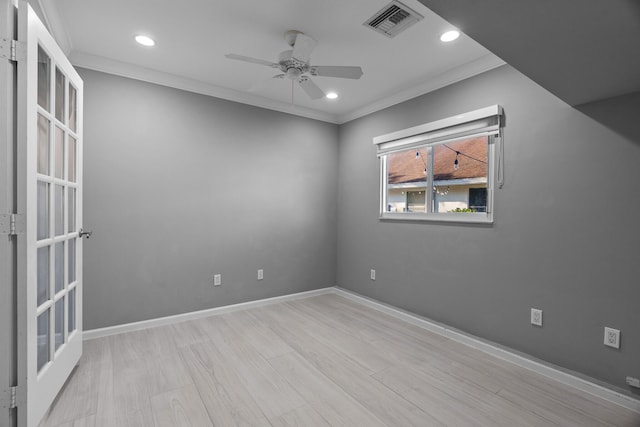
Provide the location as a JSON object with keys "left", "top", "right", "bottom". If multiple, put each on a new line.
{"left": 225, "top": 30, "right": 363, "bottom": 100}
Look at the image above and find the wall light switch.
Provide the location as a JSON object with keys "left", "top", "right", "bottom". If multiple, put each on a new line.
{"left": 214, "top": 274, "right": 222, "bottom": 286}
{"left": 370, "top": 269, "right": 376, "bottom": 281}
{"left": 258, "top": 269, "right": 264, "bottom": 280}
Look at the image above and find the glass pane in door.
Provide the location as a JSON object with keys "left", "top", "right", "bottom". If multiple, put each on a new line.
{"left": 55, "top": 299, "right": 64, "bottom": 351}
{"left": 68, "top": 136, "right": 76, "bottom": 182}
{"left": 37, "top": 310, "right": 50, "bottom": 372}
{"left": 69, "top": 84, "right": 77, "bottom": 132}
{"left": 55, "top": 67, "right": 65, "bottom": 122}
{"left": 54, "top": 242, "right": 63, "bottom": 293}
{"left": 68, "top": 188, "right": 75, "bottom": 232}
{"left": 37, "top": 246, "right": 49, "bottom": 306}
{"left": 54, "top": 185, "right": 64, "bottom": 236}
{"left": 68, "top": 288, "right": 76, "bottom": 333}
{"left": 37, "top": 114, "right": 49, "bottom": 175}
{"left": 68, "top": 239, "right": 75, "bottom": 284}
{"left": 54, "top": 126, "right": 64, "bottom": 179}
{"left": 37, "top": 45, "right": 50, "bottom": 111}
{"left": 37, "top": 181, "right": 49, "bottom": 240}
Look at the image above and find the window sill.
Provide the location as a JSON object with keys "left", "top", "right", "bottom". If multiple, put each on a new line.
{"left": 379, "top": 212, "right": 493, "bottom": 224}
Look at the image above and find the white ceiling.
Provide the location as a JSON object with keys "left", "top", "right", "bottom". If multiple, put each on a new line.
{"left": 38, "top": 0, "right": 504, "bottom": 123}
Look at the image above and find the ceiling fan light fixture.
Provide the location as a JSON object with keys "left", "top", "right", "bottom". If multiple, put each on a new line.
{"left": 326, "top": 92, "right": 339, "bottom": 100}
{"left": 135, "top": 35, "right": 155, "bottom": 47}
{"left": 440, "top": 30, "right": 460, "bottom": 42}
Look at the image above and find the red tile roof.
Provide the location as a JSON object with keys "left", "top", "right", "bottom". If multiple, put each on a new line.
{"left": 388, "top": 137, "right": 487, "bottom": 184}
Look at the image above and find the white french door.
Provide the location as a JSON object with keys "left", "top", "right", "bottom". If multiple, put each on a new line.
{"left": 16, "top": 1, "right": 84, "bottom": 426}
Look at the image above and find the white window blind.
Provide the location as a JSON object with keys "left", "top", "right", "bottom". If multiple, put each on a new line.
{"left": 374, "top": 105, "right": 502, "bottom": 156}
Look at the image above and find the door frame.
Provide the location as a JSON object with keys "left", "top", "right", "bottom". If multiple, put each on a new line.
{"left": 0, "top": 1, "right": 18, "bottom": 426}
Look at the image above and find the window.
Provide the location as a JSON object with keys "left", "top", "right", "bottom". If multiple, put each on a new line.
{"left": 468, "top": 188, "right": 487, "bottom": 213}
{"left": 375, "top": 105, "right": 503, "bottom": 223}
{"left": 406, "top": 190, "right": 425, "bottom": 212}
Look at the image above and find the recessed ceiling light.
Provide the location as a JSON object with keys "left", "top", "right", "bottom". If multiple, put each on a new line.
{"left": 135, "top": 35, "right": 155, "bottom": 47}
{"left": 440, "top": 30, "right": 460, "bottom": 42}
{"left": 326, "top": 92, "right": 339, "bottom": 100}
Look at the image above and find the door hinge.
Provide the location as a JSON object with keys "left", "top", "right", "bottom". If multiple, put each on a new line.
{"left": 9, "top": 386, "right": 17, "bottom": 409}
{"left": 0, "top": 214, "right": 24, "bottom": 235}
{"left": 0, "top": 39, "right": 25, "bottom": 62}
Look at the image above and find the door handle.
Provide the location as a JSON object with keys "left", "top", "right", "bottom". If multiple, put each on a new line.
{"left": 79, "top": 228, "right": 93, "bottom": 239}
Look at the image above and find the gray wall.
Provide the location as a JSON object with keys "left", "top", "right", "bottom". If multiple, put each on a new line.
{"left": 336, "top": 65, "right": 640, "bottom": 393}
{"left": 80, "top": 69, "right": 339, "bottom": 330}
{"left": 79, "top": 63, "right": 640, "bottom": 394}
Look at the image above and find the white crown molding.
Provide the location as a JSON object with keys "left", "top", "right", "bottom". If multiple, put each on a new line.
{"left": 69, "top": 50, "right": 504, "bottom": 126}
{"left": 35, "top": 1, "right": 504, "bottom": 125}
{"left": 69, "top": 51, "right": 340, "bottom": 124}
{"left": 336, "top": 54, "right": 506, "bottom": 124}
{"left": 36, "top": 0, "right": 72, "bottom": 55}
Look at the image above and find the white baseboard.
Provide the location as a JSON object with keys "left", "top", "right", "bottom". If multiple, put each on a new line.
{"left": 332, "top": 287, "right": 640, "bottom": 414}
{"left": 83, "top": 285, "right": 640, "bottom": 414}
{"left": 83, "top": 287, "right": 334, "bottom": 340}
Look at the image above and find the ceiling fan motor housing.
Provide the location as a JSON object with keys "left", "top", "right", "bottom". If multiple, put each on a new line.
{"left": 278, "top": 50, "right": 310, "bottom": 78}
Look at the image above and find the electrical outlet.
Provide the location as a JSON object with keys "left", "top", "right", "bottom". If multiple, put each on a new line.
{"left": 257, "top": 269, "right": 263, "bottom": 280}
{"left": 604, "top": 327, "right": 620, "bottom": 349}
{"left": 370, "top": 269, "right": 376, "bottom": 281}
{"left": 214, "top": 274, "right": 222, "bottom": 286}
{"left": 626, "top": 376, "right": 640, "bottom": 389}
{"left": 530, "top": 308, "right": 543, "bottom": 327}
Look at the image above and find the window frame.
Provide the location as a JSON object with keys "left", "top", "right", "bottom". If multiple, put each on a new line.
{"left": 375, "top": 105, "right": 503, "bottom": 224}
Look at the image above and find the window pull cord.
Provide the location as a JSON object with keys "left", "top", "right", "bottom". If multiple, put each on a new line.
{"left": 497, "top": 133, "right": 505, "bottom": 189}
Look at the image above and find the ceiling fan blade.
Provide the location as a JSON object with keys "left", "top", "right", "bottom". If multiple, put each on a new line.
{"left": 298, "top": 77, "right": 325, "bottom": 99}
{"left": 310, "top": 66, "right": 363, "bottom": 79}
{"left": 248, "top": 74, "right": 285, "bottom": 92}
{"left": 291, "top": 33, "right": 317, "bottom": 63}
{"left": 225, "top": 54, "right": 279, "bottom": 68}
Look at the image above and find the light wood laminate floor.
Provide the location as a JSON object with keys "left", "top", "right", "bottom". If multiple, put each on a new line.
{"left": 39, "top": 294, "right": 640, "bottom": 426}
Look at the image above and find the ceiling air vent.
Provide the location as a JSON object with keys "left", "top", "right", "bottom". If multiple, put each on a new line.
{"left": 364, "top": 1, "right": 424, "bottom": 38}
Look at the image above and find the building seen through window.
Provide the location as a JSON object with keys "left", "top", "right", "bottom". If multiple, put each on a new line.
{"left": 386, "top": 136, "right": 488, "bottom": 213}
